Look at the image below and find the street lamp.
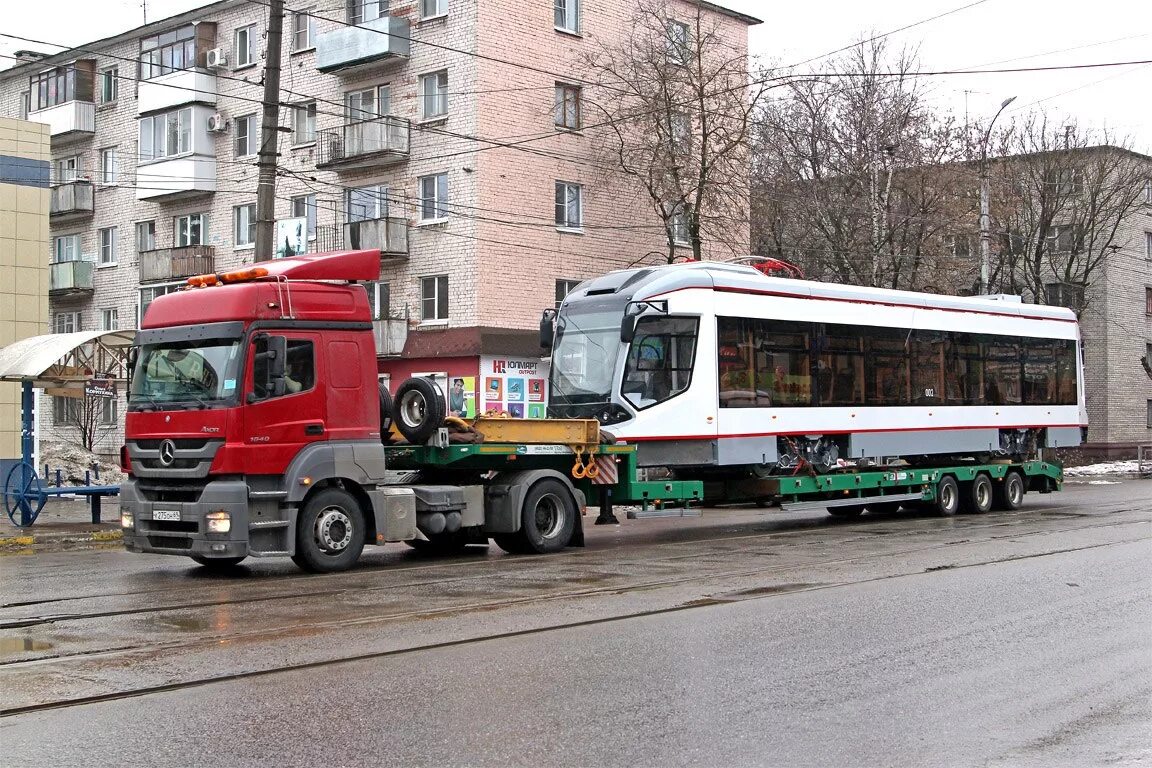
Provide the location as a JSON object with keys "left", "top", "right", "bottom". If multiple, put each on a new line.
{"left": 978, "top": 95, "right": 1017, "bottom": 294}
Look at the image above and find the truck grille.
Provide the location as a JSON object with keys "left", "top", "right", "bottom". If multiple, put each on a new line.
{"left": 147, "top": 535, "right": 193, "bottom": 550}
{"left": 142, "top": 520, "right": 198, "bottom": 533}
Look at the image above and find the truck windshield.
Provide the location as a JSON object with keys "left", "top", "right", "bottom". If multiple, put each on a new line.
{"left": 621, "top": 316, "right": 698, "bottom": 409}
{"left": 129, "top": 339, "right": 242, "bottom": 409}
{"left": 550, "top": 309, "right": 621, "bottom": 405}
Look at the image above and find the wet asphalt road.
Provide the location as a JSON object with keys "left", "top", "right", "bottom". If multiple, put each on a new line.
{"left": 1, "top": 480, "right": 1149, "bottom": 767}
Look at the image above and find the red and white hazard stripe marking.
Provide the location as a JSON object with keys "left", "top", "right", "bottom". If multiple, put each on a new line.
{"left": 591, "top": 455, "right": 618, "bottom": 485}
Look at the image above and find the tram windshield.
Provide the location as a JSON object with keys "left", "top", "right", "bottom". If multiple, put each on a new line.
{"left": 550, "top": 309, "right": 620, "bottom": 405}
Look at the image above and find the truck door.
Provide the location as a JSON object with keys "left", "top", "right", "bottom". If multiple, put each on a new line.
{"left": 242, "top": 332, "right": 328, "bottom": 471}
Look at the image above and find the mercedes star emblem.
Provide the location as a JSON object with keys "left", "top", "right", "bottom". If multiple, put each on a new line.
{"left": 158, "top": 439, "right": 177, "bottom": 467}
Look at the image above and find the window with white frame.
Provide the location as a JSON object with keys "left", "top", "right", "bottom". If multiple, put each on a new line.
{"left": 234, "top": 25, "right": 257, "bottom": 68}
{"left": 293, "top": 102, "right": 316, "bottom": 144}
{"left": 292, "top": 194, "right": 318, "bottom": 238}
{"left": 53, "top": 156, "right": 80, "bottom": 183}
{"left": 175, "top": 213, "right": 206, "bottom": 247}
{"left": 99, "top": 148, "right": 117, "bottom": 184}
{"left": 100, "top": 307, "right": 119, "bottom": 331}
{"left": 234, "top": 204, "right": 256, "bottom": 247}
{"left": 235, "top": 114, "right": 258, "bottom": 157}
{"left": 138, "top": 108, "right": 192, "bottom": 162}
{"left": 136, "top": 220, "right": 156, "bottom": 252}
{"left": 292, "top": 10, "right": 316, "bottom": 51}
{"left": 100, "top": 397, "right": 118, "bottom": 426}
{"left": 19, "top": 91, "right": 30, "bottom": 120}
{"left": 348, "top": 0, "right": 389, "bottom": 24}
{"left": 554, "top": 0, "right": 580, "bottom": 32}
{"left": 555, "top": 181, "right": 582, "bottom": 229}
{"left": 945, "top": 233, "right": 972, "bottom": 259}
{"left": 1146, "top": 231, "right": 1152, "bottom": 260}
{"left": 54, "top": 312, "right": 80, "bottom": 334}
{"left": 420, "top": 275, "right": 448, "bottom": 322}
{"left": 53, "top": 234, "right": 81, "bottom": 262}
{"left": 670, "top": 111, "right": 692, "bottom": 152}
{"left": 418, "top": 173, "right": 448, "bottom": 222}
{"left": 420, "top": 0, "right": 447, "bottom": 19}
{"left": 420, "top": 70, "right": 448, "bottom": 120}
{"left": 666, "top": 201, "right": 690, "bottom": 245}
{"left": 555, "top": 83, "right": 581, "bottom": 130}
{"left": 140, "top": 25, "right": 196, "bottom": 80}
{"left": 139, "top": 283, "right": 182, "bottom": 321}
{"left": 98, "top": 227, "right": 118, "bottom": 265}
{"left": 366, "top": 281, "right": 390, "bottom": 319}
{"left": 346, "top": 86, "right": 390, "bottom": 120}
{"left": 1145, "top": 179, "right": 1152, "bottom": 204}
{"left": 52, "top": 396, "right": 78, "bottom": 426}
{"left": 347, "top": 185, "right": 388, "bottom": 223}
{"left": 98, "top": 66, "right": 118, "bottom": 104}
{"left": 1045, "top": 224, "right": 1079, "bottom": 253}
{"left": 666, "top": 19, "right": 690, "bottom": 64}
{"left": 555, "top": 279, "right": 581, "bottom": 308}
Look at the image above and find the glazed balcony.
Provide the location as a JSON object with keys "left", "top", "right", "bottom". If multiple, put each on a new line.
{"left": 49, "top": 260, "right": 95, "bottom": 296}
{"left": 139, "top": 245, "right": 215, "bottom": 283}
{"left": 315, "top": 117, "right": 409, "bottom": 171}
{"left": 315, "top": 15, "right": 410, "bottom": 74}
{"left": 30, "top": 101, "right": 95, "bottom": 143}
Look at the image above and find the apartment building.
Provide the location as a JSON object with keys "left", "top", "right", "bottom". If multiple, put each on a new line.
{"left": 0, "top": 117, "right": 50, "bottom": 468}
{"left": 0, "top": 0, "right": 759, "bottom": 452}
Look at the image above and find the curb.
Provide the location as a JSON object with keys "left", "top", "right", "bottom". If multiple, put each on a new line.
{"left": 0, "top": 527, "right": 123, "bottom": 554}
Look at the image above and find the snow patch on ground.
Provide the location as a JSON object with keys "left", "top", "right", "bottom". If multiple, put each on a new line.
{"left": 39, "top": 441, "right": 127, "bottom": 486}
{"left": 1063, "top": 460, "right": 1142, "bottom": 477}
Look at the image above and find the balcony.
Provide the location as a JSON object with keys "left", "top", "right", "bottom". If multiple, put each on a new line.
{"left": 315, "top": 117, "right": 410, "bottom": 171}
{"left": 49, "top": 261, "right": 95, "bottom": 296}
{"left": 315, "top": 15, "right": 410, "bottom": 74}
{"left": 49, "top": 180, "right": 95, "bottom": 220}
{"left": 346, "top": 216, "right": 408, "bottom": 257}
{"left": 138, "top": 69, "right": 217, "bottom": 115}
{"left": 29, "top": 101, "right": 95, "bottom": 143}
{"left": 139, "top": 245, "right": 215, "bottom": 283}
{"left": 373, "top": 318, "right": 408, "bottom": 357}
{"left": 136, "top": 156, "right": 216, "bottom": 201}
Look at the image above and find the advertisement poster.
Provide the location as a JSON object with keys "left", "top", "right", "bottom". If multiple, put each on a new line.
{"left": 447, "top": 377, "right": 476, "bottom": 418}
{"left": 274, "top": 217, "right": 308, "bottom": 259}
{"left": 479, "top": 356, "right": 550, "bottom": 418}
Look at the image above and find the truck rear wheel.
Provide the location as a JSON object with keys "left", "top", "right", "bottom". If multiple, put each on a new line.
{"left": 993, "top": 470, "right": 1025, "bottom": 510}
{"left": 962, "top": 474, "right": 993, "bottom": 514}
{"left": 933, "top": 476, "right": 960, "bottom": 517}
{"left": 393, "top": 377, "right": 447, "bottom": 444}
{"left": 292, "top": 487, "right": 366, "bottom": 573}
{"left": 494, "top": 478, "right": 576, "bottom": 555}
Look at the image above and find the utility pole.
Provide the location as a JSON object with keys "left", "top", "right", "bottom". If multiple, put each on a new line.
{"left": 978, "top": 95, "right": 1016, "bottom": 294}
{"left": 253, "top": 0, "right": 285, "bottom": 262}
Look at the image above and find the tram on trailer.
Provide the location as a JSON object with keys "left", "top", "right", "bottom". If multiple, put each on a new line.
{"left": 544, "top": 261, "right": 1086, "bottom": 473}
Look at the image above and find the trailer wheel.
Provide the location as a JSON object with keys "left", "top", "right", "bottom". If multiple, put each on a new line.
{"left": 933, "top": 476, "right": 960, "bottom": 517}
{"left": 993, "top": 470, "right": 1025, "bottom": 510}
{"left": 827, "top": 504, "right": 866, "bottom": 518}
{"left": 393, "top": 377, "right": 447, "bottom": 444}
{"left": 496, "top": 478, "right": 576, "bottom": 555}
{"left": 962, "top": 474, "right": 994, "bottom": 514}
{"left": 191, "top": 556, "right": 246, "bottom": 571}
{"left": 379, "top": 384, "right": 394, "bottom": 444}
{"left": 292, "top": 487, "right": 366, "bottom": 573}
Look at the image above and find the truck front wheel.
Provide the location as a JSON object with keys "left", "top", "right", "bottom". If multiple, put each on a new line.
{"left": 292, "top": 487, "right": 366, "bottom": 573}
{"left": 495, "top": 479, "right": 576, "bottom": 555}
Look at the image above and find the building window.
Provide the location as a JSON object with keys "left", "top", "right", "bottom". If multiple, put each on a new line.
{"left": 418, "top": 174, "right": 448, "bottom": 222}
{"left": 99, "top": 148, "right": 118, "bottom": 185}
{"left": 19, "top": 91, "right": 30, "bottom": 120}
{"left": 139, "top": 283, "right": 182, "bottom": 322}
{"left": 234, "top": 204, "right": 256, "bottom": 247}
{"left": 235, "top": 114, "right": 257, "bottom": 157}
{"left": 366, "top": 281, "right": 390, "bottom": 319}
{"left": 1045, "top": 224, "right": 1079, "bottom": 253}
{"left": 140, "top": 25, "right": 197, "bottom": 80}
{"left": 1146, "top": 231, "right": 1152, "bottom": 261}
{"left": 53, "top": 234, "right": 82, "bottom": 263}
{"left": 420, "top": 70, "right": 448, "bottom": 120}
{"left": 421, "top": 275, "right": 449, "bottom": 322}
{"left": 1046, "top": 282, "right": 1085, "bottom": 310}
{"left": 234, "top": 25, "right": 257, "bottom": 68}
{"left": 555, "top": 83, "right": 581, "bottom": 130}
{"left": 555, "top": 279, "right": 581, "bottom": 308}
{"left": 555, "top": 181, "right": 583, "bottom": 230}
{"left": 346, "top": 86, "right": 390, "bottom": 120}
{"left": 292, "top": 10, "right": 316, "bottom": 51}
{"left": 292, "top": 194, "right": 318, "bottom": 238}
{"left": 293, "top": 102, "right": 316, "bottom": 144}
{"left": 136, "top": 220, "right": 156, "bottom": 252}
{"left": 100, "top": 397, "right": 118, "bottom": 426}
{"left": 1147, "top": 287, "right": 1152, "bottom": 315}
{"left": 554, "top": 0, "right": 580, "bottom": 32}
{"left": 348, "top": 0, "right": 389, "bottom": 24}
{"left": 670, "top": 111, "right": 692, "bottom": 152}
{"left": 1147, "top": 400, "right": 1152, "bottom": 429}
{"left": 666, "top": 19, "right": 690, "bottom": 64}
{"left": 1144, "top": 179, "right": 1152, "bottom": 204}
{"left": 945, "top": 234, "right": 972, "bottom": 259}
{"left": 175, "top": 213, "right": 206, "bottom": 247}
{"left": 98, "top": 67, "right": 118, "bottom": 104}
{"left": 667, "top": 201, "right": 690, "bottom": 245}
{"left": 54, "top": 312, "right": 80, "bottom": 334}
{"left": 347, "top": 185, "right": 388, "bottom": 223}
{"left": 98, "top": 227, "right": 118, "bottom": 265}
{"left": 420, "top": 0, "right": 447, "bottom": 19}
{"left": 30, "top": 65, "right": 89, "bottom": 111}
{"left": 53, "top": 156, "right": 80, "bottom": 184}
{"left": 100, "top": 308, "right": 119, "bottom": 331}
{"left": 138, "top": 108, "right": 192, "bottom": 162}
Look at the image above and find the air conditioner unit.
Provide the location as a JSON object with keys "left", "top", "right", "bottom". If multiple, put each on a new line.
{"left": 207, "top": 113, "right": 227, "bottom": 133}
{"left": 205, "top": 48, "right": 228, "bottom": 68}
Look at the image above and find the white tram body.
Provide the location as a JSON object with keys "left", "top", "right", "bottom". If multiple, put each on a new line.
{"left": 547, "top": 262, "right": 1086, "bottom": 469}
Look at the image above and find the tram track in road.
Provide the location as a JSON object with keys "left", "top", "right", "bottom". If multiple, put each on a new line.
{"left": 1, "top": 525, "right": 1146, "bottom": 720}
{"left": 0, "top": 500, "right": 1143, "bottom": 632}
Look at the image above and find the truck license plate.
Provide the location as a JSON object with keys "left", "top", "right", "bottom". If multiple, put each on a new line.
{"left": 153, "top": 510, "right": 181, "bottom": 522}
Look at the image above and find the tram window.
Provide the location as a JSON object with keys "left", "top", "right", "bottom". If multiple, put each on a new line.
{"left": 982, "top": 336, "right": 1021, "bottom": 405}
{"left": 718, "top": 318, "right": 773, "bottom": 407}
{"left": 945, "top": 333, "right": 984, "bottom": 405}
{"left": 622, "top": 316, "right": 698, "bottom": 409}
{"left": 1054, "top": 340, "right": 1077, "bottom": 405}
{"left": 1022, "top": 339, "right": 1056, "bottom": 404}
{"left": 760, "top": 321, "right": 812, "bottom": 407}
{"left": 910, "top": 330, "right": 946, "bottom": 404}
{"left": 817, "top": 324, "right": 864, "bottom": 406}
{"left": 864, "top": 329, "right": 909, "bottom": 406}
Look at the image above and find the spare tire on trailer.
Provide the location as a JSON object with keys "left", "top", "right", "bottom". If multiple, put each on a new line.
{"left": 393, "top": 377, "right": 447, "bottom": 444}
{"left": 379, "top": 383, "right": 394, "bottom": 444}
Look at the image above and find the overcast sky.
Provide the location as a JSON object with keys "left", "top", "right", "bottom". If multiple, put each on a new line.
{"left": 2, "top": 0, "right": 1149, "bottom": 152}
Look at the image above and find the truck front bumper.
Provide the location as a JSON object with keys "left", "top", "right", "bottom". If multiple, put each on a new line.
{"left": 121, "top": 479, "right": 252, "bottom": 559}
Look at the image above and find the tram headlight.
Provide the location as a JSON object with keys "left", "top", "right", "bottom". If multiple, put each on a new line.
{"left": 598, "top": 404, "right": 634, "bottom": 425}
{"left": 120, "top": 510, "right": 134, "bottom": 529}
{"left": 206, "top": 510, "right": 232, "bottom": 534}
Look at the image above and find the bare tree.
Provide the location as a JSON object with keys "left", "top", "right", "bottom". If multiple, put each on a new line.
{"left": 752, "top": 39, "right": 971, "bottom": 290}
{"left": 57, "top": 392, "right": 117, "bottom": 454}
{"left": 987, "top": 115, "right": 1149, "bottom": 315}
{"left": 582, "top": 0, "right": 760, "bottom": 262}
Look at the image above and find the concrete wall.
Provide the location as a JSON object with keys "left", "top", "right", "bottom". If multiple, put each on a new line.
{"left": 0, "top": 117, "right": 50, "bottom": 461}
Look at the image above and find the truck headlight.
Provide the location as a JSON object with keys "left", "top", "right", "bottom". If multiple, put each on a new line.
{"left": 206, "top": 510, "right": 231, "bottom": 534}
{"left": 120, "top": 510, "right": 134, "bottom": 529}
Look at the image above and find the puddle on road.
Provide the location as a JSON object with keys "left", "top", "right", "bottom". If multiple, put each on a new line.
{"left": 727, "top": 583, "right": 821, "bottom": 597}
{"left": 0, "top": 636, "right": 54, "bottom": 652}
{"left": 151, "top": 616, "right": 212, "bottom": 632}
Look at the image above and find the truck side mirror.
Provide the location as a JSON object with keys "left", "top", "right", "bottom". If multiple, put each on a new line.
{"left": 267, "top": 336, "right": 287, "bottom": 396}
{"left": 540, "top": 309, "right": 556, "bottom": 350}
{"left": 620, "top": 315, "right": 637, "bottom": 344}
